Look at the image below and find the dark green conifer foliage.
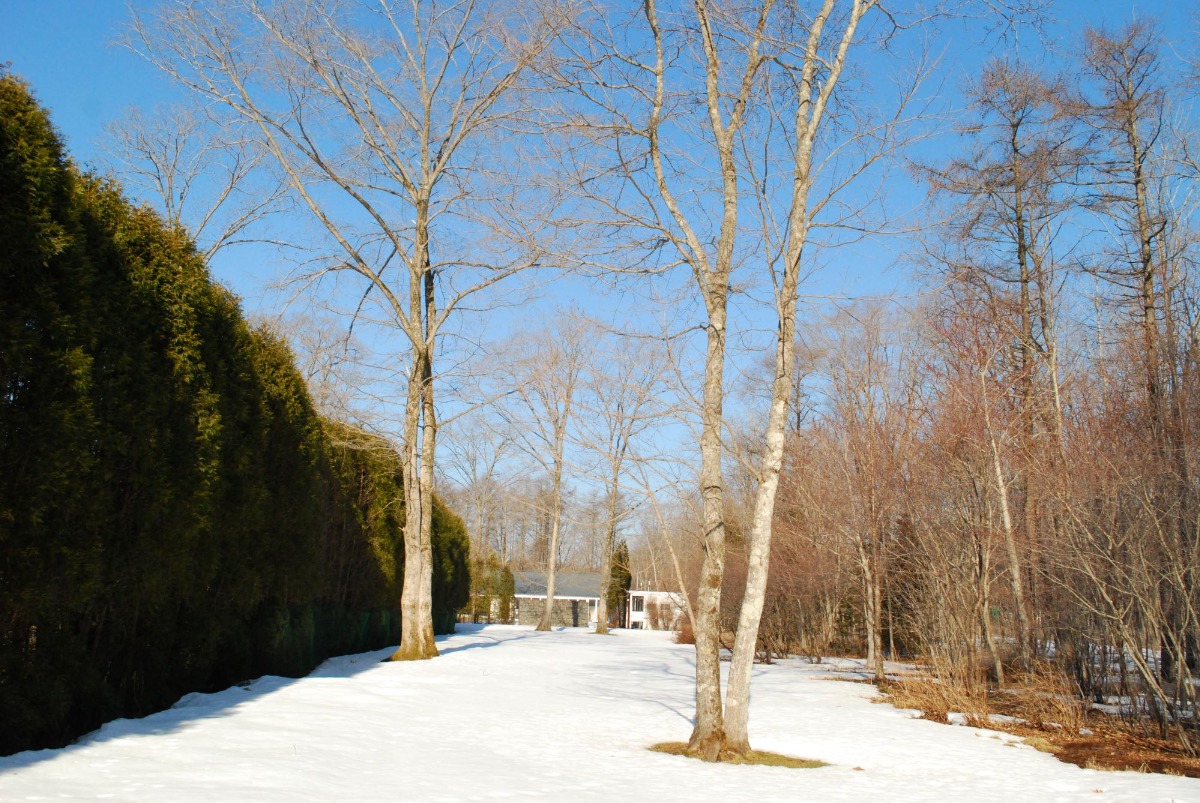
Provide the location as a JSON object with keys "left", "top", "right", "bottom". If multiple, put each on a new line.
{"left": 0, "top": 73, "right": 469, "bottom": 755}
{"left": 463, "top": 553, "right": 516, "bottom": 623}
{"left": 0, "top": 68, "right": 106, "bottom": 755}
{"left": 431, "top": 500, "right": 471, "bottom": 634}
{"left": 608, "top": 540, "right": 632, "bottom": 627}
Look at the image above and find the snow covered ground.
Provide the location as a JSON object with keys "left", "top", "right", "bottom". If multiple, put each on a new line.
{"left": 2, "top": 625, "right": 1197, "bottom": 802}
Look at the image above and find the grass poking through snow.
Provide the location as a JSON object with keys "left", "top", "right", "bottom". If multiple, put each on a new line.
{"left": 649, "top": 742, "right": 827, "bottom": 769}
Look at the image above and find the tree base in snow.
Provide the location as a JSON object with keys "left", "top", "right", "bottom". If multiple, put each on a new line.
{"left": 388, "top": 643, "right": 439, "bottom": 661}
{"left": 650, "top": 742, "right": 826, "bottom": 768}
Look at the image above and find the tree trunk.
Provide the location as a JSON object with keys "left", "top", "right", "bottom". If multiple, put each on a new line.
{"left": 723, "top": 0, "right": 873, "bottom": 751}
{"left": 723, "top": 226, "right": 800, "bottom": 752}
{"left": 392, "top": 346, "right": 437, "bottom": 661}
{"left": 392, "top": 227, "right": 439, "bottom": 662}
{"left": 537, "top": 498, "right": 562, "bottom": 631}
{"left": 978, "top": 533, "right": 1004, "bottom": 687}
{"left": 416, "top": 298, "right": 440, "bottom": 655}
{"left": 538, "top": 424, "right": 569, "bottom": 631}
{"left": 871, "top": 557, "right": 885, "bottom": 681}
{"left": 990, "top": 430, "right": 1031, "bottom": 668}
{"left": 687, "top": 301, "right": 730, "bottom": 761}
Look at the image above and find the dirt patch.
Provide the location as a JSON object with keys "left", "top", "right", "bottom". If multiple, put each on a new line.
{"left": 649, "top": 741, "right": 827, "bottom": 769}
{"left": 1036, "top": 725, "right": 1199, "bottom": 777}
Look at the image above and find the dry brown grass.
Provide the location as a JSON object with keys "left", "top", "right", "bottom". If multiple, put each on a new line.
{"left": 875, "top": 672, "right": 1200, "bottom": 778}
{"left": 1004, "top": 662, "right": 1087, "bottom": 734}
{"left": 877, "top": 678, "right": 990, "bottom": 727}
{"left": 649, "top": 741, "right": 827, "bottom": 768}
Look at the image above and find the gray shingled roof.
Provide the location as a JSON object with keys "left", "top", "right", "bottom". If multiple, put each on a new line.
{"left": 512, "top": 570, "right": 601, "bottom": 600}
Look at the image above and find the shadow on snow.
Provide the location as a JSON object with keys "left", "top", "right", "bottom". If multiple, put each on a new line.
{"left": 0, "top": 625, "right": 517, "bottom": 773}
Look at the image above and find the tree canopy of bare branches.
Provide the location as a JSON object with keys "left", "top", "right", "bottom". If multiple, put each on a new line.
{"left": 132, "top": 0, "right": 565, "bottom": 660}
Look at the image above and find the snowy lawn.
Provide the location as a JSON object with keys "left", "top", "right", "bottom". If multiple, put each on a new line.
{"left": 1, "top": 624, "right": 1197, "bottom": 802}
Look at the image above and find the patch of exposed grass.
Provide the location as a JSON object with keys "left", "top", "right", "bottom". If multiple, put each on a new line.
{"left": 1023, "top": 735, "right": 1056, "bottom": 753}
{"left": 649, "top": 741, "right": 827, "bottom": 769}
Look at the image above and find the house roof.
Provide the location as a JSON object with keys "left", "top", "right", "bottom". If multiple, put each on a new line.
{"left": 629, "top": 589, "right": 684, "bottom": 599}
{"left": 513, "top": 570, "right": 601, "bottom": 600}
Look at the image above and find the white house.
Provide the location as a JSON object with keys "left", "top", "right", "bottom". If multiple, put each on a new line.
{"left": 626, "top": 589, "right": 687, "bottom": 631}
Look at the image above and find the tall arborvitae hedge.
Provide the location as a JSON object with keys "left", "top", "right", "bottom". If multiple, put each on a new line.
{"left": 0, "top": 72, "right": 469, "bottom": 756}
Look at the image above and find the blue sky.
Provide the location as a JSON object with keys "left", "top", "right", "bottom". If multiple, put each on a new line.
{"left": 5, "top": 2, "right": 1189, "bottom": 160}
{"left": 1, "top": 2, "right": 179, "bottom": 167}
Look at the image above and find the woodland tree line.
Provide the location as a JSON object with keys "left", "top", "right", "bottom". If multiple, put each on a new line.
{"left": 729, "top": 22, "right": 1200, "bottom": 753}
{"left": 0, "top": 74, "right": 469, "bottom": 756}
{"left": 432, "top": 17, "right": 1200, "bottom": 754}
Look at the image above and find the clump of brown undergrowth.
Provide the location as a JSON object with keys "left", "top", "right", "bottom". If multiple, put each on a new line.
{"left": 875, "top": 672, "right": 1200, "bottom": 778}
{"left": 649, "top": 741, "right": 827, "bottom": 769}
{"left": 877, "top": 677, "right": 991, "bottom": 727}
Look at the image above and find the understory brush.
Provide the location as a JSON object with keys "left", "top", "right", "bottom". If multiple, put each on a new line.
{"left": 875, "top": 666, "right": 1200, "bottom": 778}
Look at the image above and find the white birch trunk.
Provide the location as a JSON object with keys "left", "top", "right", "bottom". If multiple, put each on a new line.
{"left": 722, "top": 0, "right": 873, "bottom": 752}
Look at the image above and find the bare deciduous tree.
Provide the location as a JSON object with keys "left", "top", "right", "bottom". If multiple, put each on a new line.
{"left": 498, "top": 316, "right": 593, "bottom": 630}
{"left": 133, "top": 0, "right": 563, "bottom": 660}
{"left": 553, "top": 0, "right": 931, "bottom": 758}
{"left": 100, "top": 103, "right": 288, "bottom": 263}
{"left": 920, "top": 59, "right": 1081, "bottom": 667}
{"left": 440, "top": 419, "right": 513, "bottom": 561}
{"left": 575, "top": 336, "right": 669, "bottom": 633}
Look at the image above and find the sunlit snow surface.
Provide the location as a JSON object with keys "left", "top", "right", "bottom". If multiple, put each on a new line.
{"left": 2, "top": 625, "right": 1197, "bottom": 801}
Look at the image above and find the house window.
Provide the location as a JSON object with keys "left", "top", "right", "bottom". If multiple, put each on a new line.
{"left": 632, "top": 596, "right": 644, "bottom": 612}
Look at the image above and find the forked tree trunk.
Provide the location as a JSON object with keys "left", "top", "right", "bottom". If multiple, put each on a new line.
{"left": 393, "top": 347, "right": 438, "bottom": 661}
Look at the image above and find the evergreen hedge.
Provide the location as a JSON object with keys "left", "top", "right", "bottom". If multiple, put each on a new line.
{"left": 0, "top": 72, "right": 469, "bottom": 756}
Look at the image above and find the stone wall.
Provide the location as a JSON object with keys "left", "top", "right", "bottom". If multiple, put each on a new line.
{"left": 516, "top": 597, "right": 594, "bottom": 627}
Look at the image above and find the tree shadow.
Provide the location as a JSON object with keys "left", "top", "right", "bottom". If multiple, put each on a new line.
{"left": 431, "top": 624, "right": 532, "bottom": 657}
{"left": 0, "top": 626, "right": 513, "bottom": 773}
{"left": 582, "top": 659, "right": 698, "bottom": 726}
{"left": 582, "top": 647, "right": 777, "bottom": 729}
